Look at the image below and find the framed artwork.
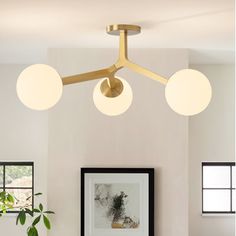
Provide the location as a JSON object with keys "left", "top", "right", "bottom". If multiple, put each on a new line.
{"left": 81, "top": 168, "right": 154, "bottom": 236}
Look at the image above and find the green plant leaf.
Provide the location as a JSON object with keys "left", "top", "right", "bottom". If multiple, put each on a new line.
{"left": 6, "top": 202, "right": 13, "bottom": 209}
{"left": 27, "top": 227, "right": 32, "bottom": 236}
{"left": 2, "top": 205, "right": 6, "bottom": 214}
{"left": 16, "top": 213, "right": 20, "bottom": 225}
{"left": 32, "top": 215, "right": 41, "bottom": 226}
{"left": 39, "top": 203, "right": 43, "bottom": 212}
{"left": 33, "top": 227, "right": 39, "bottom": 236}
{"left": 19, "top": 210, "right": 26, "bottom": 225}
{"left": 0, "top": 191, "right": 6, "bottom": 199}
{"left": 33, "top": 208, "right": 40, "bottom": 213}
{"left": 44, "top": 211, "right": 55, "bottom": 214}
{"left": 7, "top": 194, "right": 14, "bottom": 204}
{"left": 25, "top": 208, "right": 33, "bottom": 217}
{"left": 26, "top": 192, "right": 42, "bottom": 201}
{"left": 27, "top": 226, "right": 38, "bottom": 236}
{"left": 43, "top": 215, "right": 51, "bottom": 230}
{"left": 26, "top": 195, "right": 32, "bottom": 201}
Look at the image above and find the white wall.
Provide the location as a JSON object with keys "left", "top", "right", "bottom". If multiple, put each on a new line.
{"left": 0, "top": 65, "right": 48, "bottom": 236}
{"left": 189, "top": 65, "right": 235, "bottom": 236}
{"left": 47, "top": 48, "right": 189, "bottom": 236}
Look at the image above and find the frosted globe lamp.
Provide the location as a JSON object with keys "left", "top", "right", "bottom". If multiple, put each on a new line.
{"left": 165, "top": 69, "right": 212, "bottom": 116}
{"left": 93, "top": 77, "right": 133, "bottom": 116}
{"left": 16, "top": 64, "right": 63, "bottom": 110}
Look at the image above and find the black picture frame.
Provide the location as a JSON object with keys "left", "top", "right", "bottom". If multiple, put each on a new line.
{"left": 81, "top": 168, "right": 154, "bottom": 236}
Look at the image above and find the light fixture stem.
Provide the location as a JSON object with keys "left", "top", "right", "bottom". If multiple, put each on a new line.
{"left": 119, "top": 30, "right": 128, "bottom": 60}
{"left": 107, "top": 30, "right": 128, "bottom": 88}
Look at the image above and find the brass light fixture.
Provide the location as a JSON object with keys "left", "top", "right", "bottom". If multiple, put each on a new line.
{"left": 16, "top": 24, "right": 212, "bottom": 116}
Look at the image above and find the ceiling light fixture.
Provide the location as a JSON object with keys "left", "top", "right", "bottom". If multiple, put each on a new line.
{"left": 16, "top": 24, "right": 212, "bottom": 116}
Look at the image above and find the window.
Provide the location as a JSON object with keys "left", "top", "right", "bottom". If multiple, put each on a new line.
{"left": 0, "top": 162, "right": 34, "bottom": 213}
{"left": 202, "top": 162, "right": 235, "bottom": 214}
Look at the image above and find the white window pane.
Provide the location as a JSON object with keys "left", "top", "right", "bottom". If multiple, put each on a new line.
{"left": 6, "top": 189, "right": 32, "bottom": 211}
{"left": 232, "top": 190, "right": 235, "bottom": 212}
{"left": 5, "top": 166, "right": 32, "bottom": 187}
{"left": 232, "top": 166, "right": 235, "bottom": 188}
{"left": 203, "top": 166, "right": 230, "bottom": 188}
{"left": 203, "top": 190, "right": 230, "bottom": 212}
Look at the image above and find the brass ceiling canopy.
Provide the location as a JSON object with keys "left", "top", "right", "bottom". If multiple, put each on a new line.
{"left": 106, "top": 24, "right": 141, "bottom": 35}
{"left": 16, "top": 24, "right": 212, "bottom": 116}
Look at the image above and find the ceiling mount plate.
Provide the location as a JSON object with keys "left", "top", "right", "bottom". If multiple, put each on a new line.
{"left": 106, "top": 24, "right": 141, "bottom": 36}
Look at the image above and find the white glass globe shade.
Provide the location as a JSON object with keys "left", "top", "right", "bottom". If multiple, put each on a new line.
{"left": 17, "top": 64, "right": 63, "bottom": 110}
{"left": 93, "top": 77, "right": 133, "bottom": 116}
{"left": 165, "top": 69, "right": 212, "bottom": 116}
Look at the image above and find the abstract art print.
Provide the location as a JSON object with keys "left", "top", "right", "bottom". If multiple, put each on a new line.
{"left": 94, "top": 183, "right": 140, "bottom": 229}
{"left": 81, "top": 168, "right": 154, "bottom": 236}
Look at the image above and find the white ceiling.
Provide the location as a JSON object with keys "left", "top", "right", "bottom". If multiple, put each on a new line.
{"left": 0, "top": 0, "right": 234, "bottom": 64}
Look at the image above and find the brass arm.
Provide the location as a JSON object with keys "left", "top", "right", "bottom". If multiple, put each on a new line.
{"left": 62, "top": 65, "right": 118, "bottom": 85}
{"left": 125, "top": 61, "right": 168, "bottom": 85}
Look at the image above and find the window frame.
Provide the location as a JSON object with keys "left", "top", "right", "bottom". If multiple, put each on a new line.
{"left": 0, "top": 161, "right": 34, "bottom": 213}
{"left": 202, "top": 162, "right": 235, "bottom": 214}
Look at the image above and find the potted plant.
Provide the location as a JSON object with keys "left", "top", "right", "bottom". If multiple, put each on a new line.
{"left": 0, "top": 191, "right": 54, "bottom": 236}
